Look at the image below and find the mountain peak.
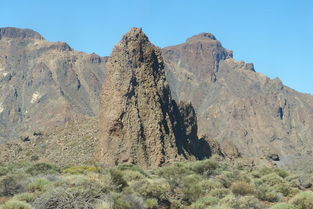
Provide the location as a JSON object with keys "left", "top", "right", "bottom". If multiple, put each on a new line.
{"left": 0, "top": 27, "right": 44, "bottom": 40}
{"left": 124, "top": 27, "right": 145, "bottom": 38}
{"left": 98, "top": 28, "right": 210, "bottom": 167}
{"left": 186, "top": 33, "right": 217, "bottom": 42}
{"left": 110, "top": 27, "right": 160, "bottom": 71}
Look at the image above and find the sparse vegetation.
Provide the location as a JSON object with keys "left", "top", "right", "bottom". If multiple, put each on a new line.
{"left": 0, "top": 158, "right": 312, "bottom": 209}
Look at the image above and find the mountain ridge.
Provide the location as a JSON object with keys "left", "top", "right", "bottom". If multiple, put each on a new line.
{"left": 0, "top": 27, "right": 313, "bottom": 169}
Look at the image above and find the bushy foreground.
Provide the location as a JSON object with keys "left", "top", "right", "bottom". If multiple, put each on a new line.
{"left": 0, "top": 157, "right": 312, "bottom": 209}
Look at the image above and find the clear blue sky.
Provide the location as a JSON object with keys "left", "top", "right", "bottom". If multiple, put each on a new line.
{"left": 1, "top": 0, "right": 313, "bottom": 94}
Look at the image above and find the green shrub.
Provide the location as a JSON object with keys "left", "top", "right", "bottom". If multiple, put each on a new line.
{"left": 209, "top": 188, "right": 230, "bottom": 199}
{"left": 255, "top": 173, "right": 284, "bottom": 187}
{"left": 26, "top": 163, "right": 60, "bottom": 176}
{"left": 112, "top": 194, "right": 131, "bottom": 209}
{"left": 111, "top": 193, "right": 145, "bottom": 209}
{"left": 289, "top": 191, "right": 313, "bottom": 209}
{"left": 199, "top": 179, "right": 223, "bottom": 193}
{"left": 135, "top": 179, "right": 169, "bottom": 200}
{"left": 13, "top": 192, "right": 37, "bottom": 203}
{"left": 220, "top": 194, "right": 263, "bottom": 209}
{"left": 190, "top": 196, "right": 219, "bottom": 209}
{"left": 235, "top": 195, "right": 263, "bottom": 209}
{"left": 273, "top": 183, "right": 299, "bottom": 197}
{"left": 0, "top": 200, "right": 33, "bottom": 209}
{"left": 122, "top": 170, "right": 146, "bottom": 182}
{"left": 170, "top": 199, "right": 182, "bottom": 209}
{"left": 219, "top": 194, "right": 237, "bottom": 207}
{"left": 95, "top": 200, "right": 114, "bottom": 209}
{"left": 216, "top": 170, "right": 242, "bottom": 188}
{"left": 145, "top": 198, "right": 158, "bottom": 209}
{"left": 205, "top": 207, "right": 232, "bottom": 209}
{"left": 0, "top": 175, "right": 27, "bottom": 196}
{"left": 230, "top": 181, "right": 255, "bottom": 196}
{"left": 117, "top": 163, "right": 148, "bottom": 177}
{"left": 27, "top": 178, "right": 51, "bottom": 192}
{"left": 269, "top": 203, "right": 297, "bottom": 209}
{"left": 188, "top": 159, "right": 218, "bottom": 176}
{"left": 181, "top": 174, "right": 204, "bottom": 201}
{"left": 110, "top": 168, "right": 128, "bottom": 190}
{"left": 33, "top": 186, "right": 107, "bottom": 209}
{"left": 0, "top": 165, "right": 9, "bottom": 176}
{"left": 157, "top": 163, "right": 190, "bottom": 179}
{"left": 257, "top": 186, "right": 280, "bottom": 202}
{"left": 63, "top": 165, "right": 103, "bottom": 174}
{"left": 274, "top": 169, "right": 289, "bottom": 178}
{"left": 256, "top": 167, "right": 274, "bottom": 176}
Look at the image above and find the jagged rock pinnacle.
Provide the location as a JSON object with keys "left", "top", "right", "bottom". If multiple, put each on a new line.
{"left": 97, "top": 28, "right": 210, "bottom": 168}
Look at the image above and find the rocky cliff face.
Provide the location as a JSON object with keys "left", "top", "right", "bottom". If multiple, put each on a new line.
{"left": 97, "top": 28, "right": 210, "bottom": 168}
{"left": 1, "top": 27, "right": 313, "bottom": 168}
{"left": 162, "top": 34, "right": 313, "bottom": 161}
{"left": 0, "top": 27, "right": 106, "bottom": 142}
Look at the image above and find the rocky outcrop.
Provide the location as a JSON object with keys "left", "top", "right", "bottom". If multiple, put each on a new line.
{"left": 0, "top": 27, "right": 106, "bottom": 142}
{"left": 97, "top": 28, "right": 210, "bottom": 168}
{"left": 162, "top": 33, "right": 313, "bottom": 162}
{"left": 0, "top": 27, "right": 44, "bottom": 40}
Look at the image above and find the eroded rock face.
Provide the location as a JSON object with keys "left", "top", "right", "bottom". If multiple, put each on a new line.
{"left": 97, "top": 28, "right": 210, "bottom": 168}
{"left": 0, "top": 27, "right": 106, "bottom": 142}
{"left": 162, "top": 33, "right": 313, "bottom": 161}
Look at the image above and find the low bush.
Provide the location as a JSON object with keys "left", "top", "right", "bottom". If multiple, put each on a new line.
{"left": 0, "top": 200, "right": 33, "bottom": 209}
{"left": 27, "top": 178, "right": 51, "bottom": 192}
{"left": 188, "top": 159, "right": 218, "bottom": 176}
{"left": 26, "top": 163, "right": 60, "bottom": 176}
{"left": 33, "top": 186, "right": 107, "bottom": 209}
{"left": 190, "top": 195, "right": 219, "bottom": 209}
{"left": 255, "top": 173, "right": 284, "bottom": 187}
{"left": 116, "top": 163, "right": 148, "bottom": 177}
{"left": 122, "top": 170, "right": 146, "bottom": 182}
{"left": 110, "top": 168, "right": 128, "bottom": 191}
{"left": 209, "top": 188, "right": 230, "bottom": 199}
{"left": 257, "top": 186, "right": 280, "bottom": 202}
{"left": 111, "top": 193, "right": 145, "bottom": 209}
{"left": 199, "top": 179, "right": 223, "bottom": 193}
{"left": 134, "top": 179, "right": 169, "bottom": 200}
{"left": 231, "top": 181, "right": 255, "bottom": 196}
{"left": 157, "top": 163, "right": 190, "bottom": 179}
{"left": 181, "top": 174, "right": 204, "bottom": 201}
{"left": 289, "top": 191, "right": 313, "bottom": 209}
{"left": 234, "top": 195, "right": 263, "bottom": 209}
{"left": 13, "top": 192, "right": 37, "bottom": 203}
{"left": 63, "top": 165, "right": 103, "bottom": 174}
{"left": 0, "top": 175, "right": 27, "bottom": 196}
{"left": 145, "top": 198, "right": 158, "bottom": 209}
{"left": 269, "top": 203, "right": 297, "bottom": 209}
{"left": 274, "top": 169, "right": 289, "bottom": 178}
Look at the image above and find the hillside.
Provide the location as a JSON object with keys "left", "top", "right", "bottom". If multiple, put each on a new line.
{"left": 0, "top": 27, "right": 106, "bottom": 142}
{"left": 162, "top": 33, "right": 313, "bottom": 163}
{"left": 1, "top": 27, "right": 313, "bottom": 170}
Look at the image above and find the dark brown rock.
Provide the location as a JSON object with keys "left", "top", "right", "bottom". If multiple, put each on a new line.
{"left": 268, "top": 153, "right": 280, "bottom": 161}
{"left": 97, "top": 28, "right": 210, "bottom": 168}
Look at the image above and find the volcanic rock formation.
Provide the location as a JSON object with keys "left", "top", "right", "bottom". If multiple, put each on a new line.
{"left": 97, "top": 28, "right": 210, "bottom": 168}
{"left": 0, "top": 27, "right": 106, "bottom": 142}
{"left": 162, "top": 33, "right": 313, "bottom": 161}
